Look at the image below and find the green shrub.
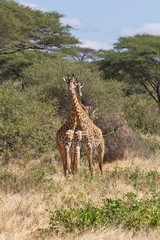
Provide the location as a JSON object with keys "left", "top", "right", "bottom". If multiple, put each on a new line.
{"left": 124, "top": 94, "right": 160, "bottom": 134}
{"left": 45, "top": 191, "right": 160, "bottom": 234}
{"left": 0, "top": 86, "right": 60, "bottom": 159}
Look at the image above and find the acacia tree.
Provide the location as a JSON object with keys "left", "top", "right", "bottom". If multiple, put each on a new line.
{"left": 61, "top": 46, "right": 98, "bottom": 62}
{"left": 99, "top": 34, "right": 160, "bottom": 107}
{"left": 0, "top": 0, "right": 80, "bottom": 82}
{"left": 0, "top": 0, "right": 79, "bottom": 54}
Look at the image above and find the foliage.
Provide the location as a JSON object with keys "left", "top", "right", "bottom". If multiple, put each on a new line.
{"left": 0, "top": 51, "right": 37, "bottom": 82}
{"left": 0, "top": 0, "right": 78, "bottom": 54}
{"left": 98, "top": 34, "right": 160, "bottom": 107}
{"left": 0, "top": 85, "right": 60, "bottom": 159}
{"left": 62, "top": 46, "right": 99, "bottom": 62}
{"left": 124, "top": 94, "right": 160, "bottom": 134}
{"left": 45, "top": 191, "right": 160, "bottom": 234}
{"left": 0, "top": 0, "right": 79, "bottom": 83}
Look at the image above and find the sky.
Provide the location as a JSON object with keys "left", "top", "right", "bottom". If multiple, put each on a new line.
{"left": 16, "top": 0, "right": 160, "bottom": 50}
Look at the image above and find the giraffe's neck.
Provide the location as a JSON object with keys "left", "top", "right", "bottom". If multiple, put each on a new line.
{"left": 70, "top": 92, "right": 84, "bottom": 114}
{"left": 64, "top": 109, "right": 77, "bottom": 129}
{"left": 70, "top": 92, "right": 92, "bottom": 128}
{"left": 63, "top": 92, "right": 81, "bottom": 130}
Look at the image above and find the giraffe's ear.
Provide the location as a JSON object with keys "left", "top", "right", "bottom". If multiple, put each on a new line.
{"left": 80, "top": 83, "right": 84, "bottom": 88}
{"left": 63, "top": 77, "right": 67, "bottom": 82}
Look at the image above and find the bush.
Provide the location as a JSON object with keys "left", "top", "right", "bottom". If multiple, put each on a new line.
{"left": 124, "top": 94, "right": 160, "bottom": 134}
{"left": 44, "top": 191, "right": 160, "bottom": 235}
{"left": 0, "top": 86, "right": 60, "bottom": 159}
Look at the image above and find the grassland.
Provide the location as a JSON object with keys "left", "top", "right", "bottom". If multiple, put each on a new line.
{"left": 0, "top": 141, "right": 160, "bottom": 240}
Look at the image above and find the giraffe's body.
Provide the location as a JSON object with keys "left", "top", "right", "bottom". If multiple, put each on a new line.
{"left": 56, "top": 75, "right": 105, "bottom": 176}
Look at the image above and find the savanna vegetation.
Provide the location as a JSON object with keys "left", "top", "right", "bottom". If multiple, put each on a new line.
{"left": 0, "top": 1, "right": 160, "bottom": 239}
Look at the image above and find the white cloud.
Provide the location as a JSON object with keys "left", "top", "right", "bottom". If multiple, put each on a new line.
{"left": 79, "top": 40, "right": 112, "bottom": 50}
{"left": 61, "top": 17, "right": 86, "bottom": 30}
{"left": 61, "top": 17, "right": 112, "bottom": 50}
{"left": 61, "top": 17, "right": 98, "bottom": 32}
{"left": 19, "top": 2, "right": 41, "bottom": 10}
{"left": 122, "top": 23, "right": 160, "bottom": 36}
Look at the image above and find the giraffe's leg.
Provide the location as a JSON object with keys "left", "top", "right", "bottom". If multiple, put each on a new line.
{"left": 70, "top": 147, "right": 79, "bottom": 174}
{"left": 92, "top": 149, "right": 96, "bottom": 166}
{"left": 56, "top": 141, "right": 67, "bottom": 176}
{"left": 59, "top": 146, "right": 71, "bottom": 177}
{"left": 64, "top": 146, "right": 72, "bottom": 175}
{"left": 73, "top": 131, "right": 82, "bottom": 174}
{"left": 70, "top": 147, "right": 75, "bottom": 174}
{"left": 74, "top": 145, "right": 81, "bottom": 173}
{"left": 86, "top": 146, "right": 94, "bottom": 175}
{"left": 96, "top": 140, "right": 105, "bottom": 175}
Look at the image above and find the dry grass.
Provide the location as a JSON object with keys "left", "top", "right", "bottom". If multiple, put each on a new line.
{"left": 73, "top": 228, "right": 160, "bottom": 240}
{"left": 0, "top": 148, "right": 160, "bottom": 240}
{"left": 0, "top": 193, "right": 47, "bottom": 240}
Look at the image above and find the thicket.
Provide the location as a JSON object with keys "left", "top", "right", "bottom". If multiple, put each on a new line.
{"left": 124, "top": 93, "right": 160, "bottom": 134}
{"left": 1, "top": 52, "right": 160, "bottom": 160}
{"left": 0, "top": 84, "right": 60, "bottom": 159}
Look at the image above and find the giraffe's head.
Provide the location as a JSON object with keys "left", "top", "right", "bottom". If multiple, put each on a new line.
{"left": 63, "top": 74, "right": 83, "bottom": 97}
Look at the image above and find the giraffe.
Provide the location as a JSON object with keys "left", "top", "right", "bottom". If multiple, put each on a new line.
{"left": 63, "top": 75, "right": 105, "bottom": 175}
{"left": 56, "top": 75, "right": 83, "bottom": 176}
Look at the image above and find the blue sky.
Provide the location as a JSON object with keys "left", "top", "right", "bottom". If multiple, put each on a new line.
{"left": 16, "top": 0, "right": 160, "bottom": 50}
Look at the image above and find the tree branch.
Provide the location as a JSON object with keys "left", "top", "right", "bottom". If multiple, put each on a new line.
{"left": 137, "top": 77, "right": 158, "bottom": 104}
